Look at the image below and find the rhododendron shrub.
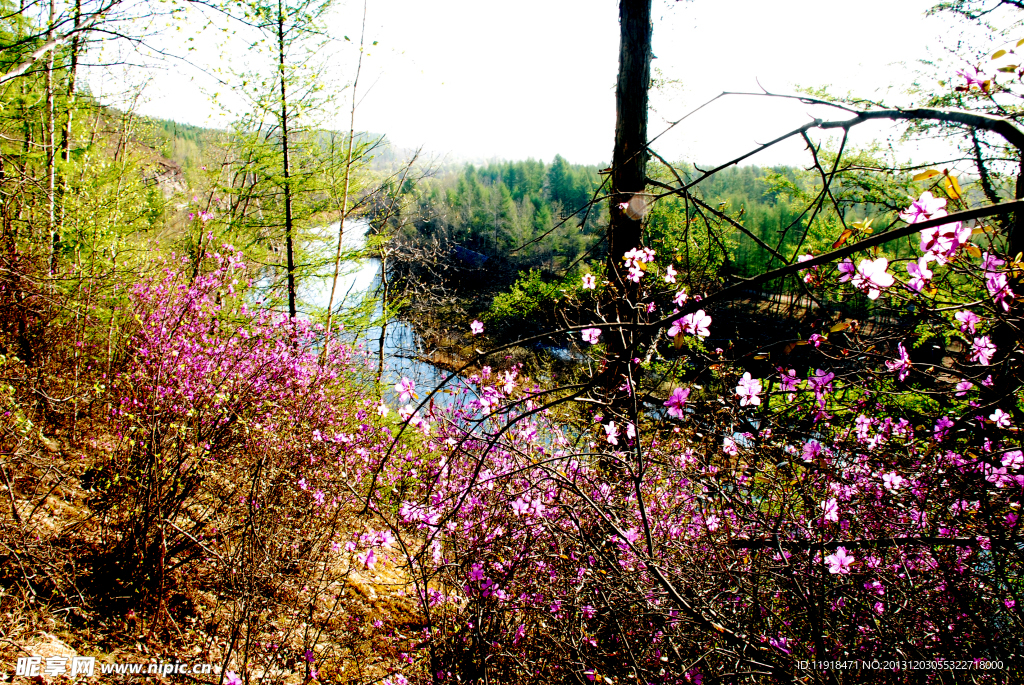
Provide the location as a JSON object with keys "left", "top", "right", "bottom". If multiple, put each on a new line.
{"left": 101, "top": 247, "right": 383, "bottom": 591}
{"left": 370, "top": 187, "right": 1022, "bottom": 683}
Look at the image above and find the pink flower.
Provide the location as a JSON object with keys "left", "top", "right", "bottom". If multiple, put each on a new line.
{"left": 224, "top": 672, "right": 243, "bottom": 685}
{"left": 681, "top": 309, "right": 712, "bottom": 337}
{"left": 955, "top": 310, "right": 981, "bottom": 334}
{"left": 604, "top": 421, "right": 619, "bottom": 445}
{"left": 663, "top": 386, "right": 691, "bottom": 419}
{"left": 511, "top": 497, "right": 530, "bottom": 516}
{"left": 673, "top": 289, "right": 688, "bottom": 307}
{"left": 990, "top": 409, "right": 1012, "bottom": 429}
{"left": 970, "top": 336, "right": 997, "bottom": 365}
{"left": 882, "top": 472, "right": 905, "bottom": 491}
{"left": 955, "top": 381, "right": 974, "bottom": 396}
{"left": 357, "top": 548, "right": 377, "bottom": 569}
{"left": 470, "top": 320, "right": 484, "bottom": 335}
{"left": 906, "top": 255, "right": 934, "bottom": 292}
{"left": 900, "top": 191, "right": 947, "bottom": 224}
{"left": 808, "top": 333, "right": 824, "bottom": 348}
{"left": 394, "top": 377, "right": 416, "bottom": 402}
{"left": 852, "top": 257, "right": 894, "bottom": 299}
{"left": 581, "top": 328, "right": 601, "bottom": 344}
{"left": 837, "top": 258, "right": 856, "bottom": 282}
{"left": 885, "top": 342, "right": 912, "bottom": 381}
{"left": 581, "top": 273, "right": 597, "bottom": 289}
{"left": 664, "top": 264, "right": 677, "bottom": 283}
{"left": 723, "top": 436, "right": 739, "bottom": 457}
{"left": 376, "top": 402, "right": 389, "bottom": 417}
{"left": 705, "top": 514, "right": 720, "bottom": 531}
{"left": 821, "top": 498, "right": 839, "bottom": 522}
{"left": 735, "top": 372, "right": 762, "bottom": 406}
{"left": 825, "top": 546, "right": 855, "bottom": 574}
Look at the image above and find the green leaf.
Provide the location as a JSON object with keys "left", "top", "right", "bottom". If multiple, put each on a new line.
{"left": 997, "top": 65, "right": 1019, "bottom": 73}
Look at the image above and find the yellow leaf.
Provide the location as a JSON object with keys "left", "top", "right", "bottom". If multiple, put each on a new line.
{"left": 913, "top": 169, "right": 941, "bottom": 181}
{"left": 945, "top": 175, "right": 963, "bottom": 200}
{"left": 673, "top": 334, "right": 684, "bottom": 350}
{"left": 998, "top": 65, "right": 1019, "bottom": 73}
{"left": 1017, "top": 38, "right": 1024, "bottom": 47}
{"left": 830, "top": 322, "right": 851, "bottom": 333}
{"left": 753, "top": 354, "right": 768, "bottom": 360}
{"left": 965, "top": 244, "right": 982, "bottom": 258}
{"left": 972, "top": 225, "right": 994, "bottom": 235}
{"left": 993, "top": 49, "right": 1008, "bottom": 59}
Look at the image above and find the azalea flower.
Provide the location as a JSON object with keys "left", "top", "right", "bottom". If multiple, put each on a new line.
{"left": 825, "top": 546, "right": 855, "bottom": 574}
{"left": 705, "top": 514, "right": 720, "bottom": 531}
{"left": 990, "top": 409, "right": 1012, "bottom": 429}
{"left": 723, "top": 436, "right": 739, "bottom": 457}
{"left": 376, "top": 402, "right": 389, "bottom": 417}
{"left": 604, "top": 421, "right": 619, "bottom": 445}
{"left": 735, "top": 372, "right": 762, "bottom": 406}
{"left": 681, "top": 309, "right": 712, "bottom": 337}
{"left": 395, "top": 377, "right": 416, "bottom": 402}
{"left": 955, "top": 310, "right": 980, "bottom": 334}
{"left": 663, "top": 386, "right": 691, "bottom": 419}
{"left": 906, "top": 256, "right": 934, "bottom": 292}
{"left": 882, "top": 472, "right": 905, "bottom": 491}
{"left": 470, "top": 320, "right": 484, "bottom": 335}
{"left": 970, "top": 335, "right": 997, "bottom": 365}
{"left": 673, "top": 289, "right": 688, "bottom": 307}
{"left": 852, "top": 257, "right": 894, "bottom": 299}
{"left": 581, "top": 273, "right": 597, "bottom": 289}
{"left": 224, "top": 672, "right": 243, "bottom": 685}
{"left": 885, "top": 342, "right": 912, "bottom": 381}
{"left": 664, "top": 264, "right": 677, "bottom": 283}
{"left": 581, "top": 327, "right": 602, "bottom": 344}
{"left": 900, "top": 191, "right": 947, "bottom": 224}
{"left": 821, "top": 498, "right": 839, "bottom": 522}
{"left": 837, "top": 258, "right": 856, "bottom": 282}
{"left": 955, "top": 381, "right": 974, "bottom": 396}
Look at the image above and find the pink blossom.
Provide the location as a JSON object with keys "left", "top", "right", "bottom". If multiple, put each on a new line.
{"left": 581, "top": 273, "right": 597, "bottom": 289}
{"left": 680, "top": 309, "right": 712, "bottom": 337}
{"left": 470, "top": 320, "right": 484, "bottom": 335}
{"left": 852, "top": 257, "right": 894, "bottom": 299}
{"left": 395, "top": 377, "right": 416, "bottom": 402}
{"left": 663, "top": 386, "right": 691, "bottom": 419}
{"left": 900, "top": 191, "right": 947, "bottom": 224}
{"left": 705, "top": 514, "right": 720, "bottom": 531}
{"left": 821, "top": 498, "right": 839, "bottom": 522}
{"left": 723, "top": 436, "right": 739, "bottom": 457}
{"left": 735, "top": 372, "right": 762, "bottom": 406}
{"left": 837, "top": 258, "right": 856, "bottom": 282}
{"left": 357, "top": 548, "right": 377, "bottom": 569}
{"left": 885, "top": 342, "right": 912, "bottom": 381}
{"left": 955, "top": 381, "right": 974, "bottom": 396}
{"left": 673, "top": 289, "right": 688, "bottom": 307}
{"left": 882, "top": 472, "right": 905, "bottom": 491}
{"left": 664, "top": 264, "right": 677, "bottom": 283}
{"left": 224, "top": 672, "right": 243, "bottom": 685}
{"left": 511, "top": 498, "right": 530, "bottom": 516}
{"left": 906, "top": 255, "right": 934, "bottom": 292}
{"left": 604, "top": 421, "right": 620, "bottom": 445}
{"left": 581, "top": 328, "right": 601, "bottom": 344}
{"left": 955, "top": 310, "right": 981, "bottom": 334}
{"left": 825, "top": 546, "right": 855, "bottom": 574}
{"left": 989, "top": 409, "right": 1012, "bottom": 429}
{"left": 970, "top": 336, "right": 997, "bottom": 365}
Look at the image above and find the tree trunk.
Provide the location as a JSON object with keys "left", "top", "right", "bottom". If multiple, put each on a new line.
{"left": 278, "top": 0, "right": 297, "bottom": 319}
{"left": 603, "top": 0, "right": 652, "bottom": 389}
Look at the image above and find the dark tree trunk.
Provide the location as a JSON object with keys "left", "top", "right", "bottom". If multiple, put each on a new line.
{"left": 603, "top": 0, "right": 652, "bottom": 390}
{"left": 278, "top": 0, "right": 297, "bottom": 319}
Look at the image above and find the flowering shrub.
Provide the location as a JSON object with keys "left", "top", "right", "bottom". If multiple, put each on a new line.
{"left": 366, "top": 182, "right": 1022, "bottom": 684}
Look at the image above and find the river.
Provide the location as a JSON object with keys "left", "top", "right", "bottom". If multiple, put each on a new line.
{"left": 298, "top": 220, "right": 453, "bottom": 403}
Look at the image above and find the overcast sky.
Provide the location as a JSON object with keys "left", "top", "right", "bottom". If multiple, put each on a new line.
{"left": 101, "top": 0, "right": 989, "bottom": 167}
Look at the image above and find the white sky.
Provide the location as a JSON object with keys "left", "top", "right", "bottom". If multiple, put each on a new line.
{"left": 101, "top": 0, "right": 994, "bottom": 167}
